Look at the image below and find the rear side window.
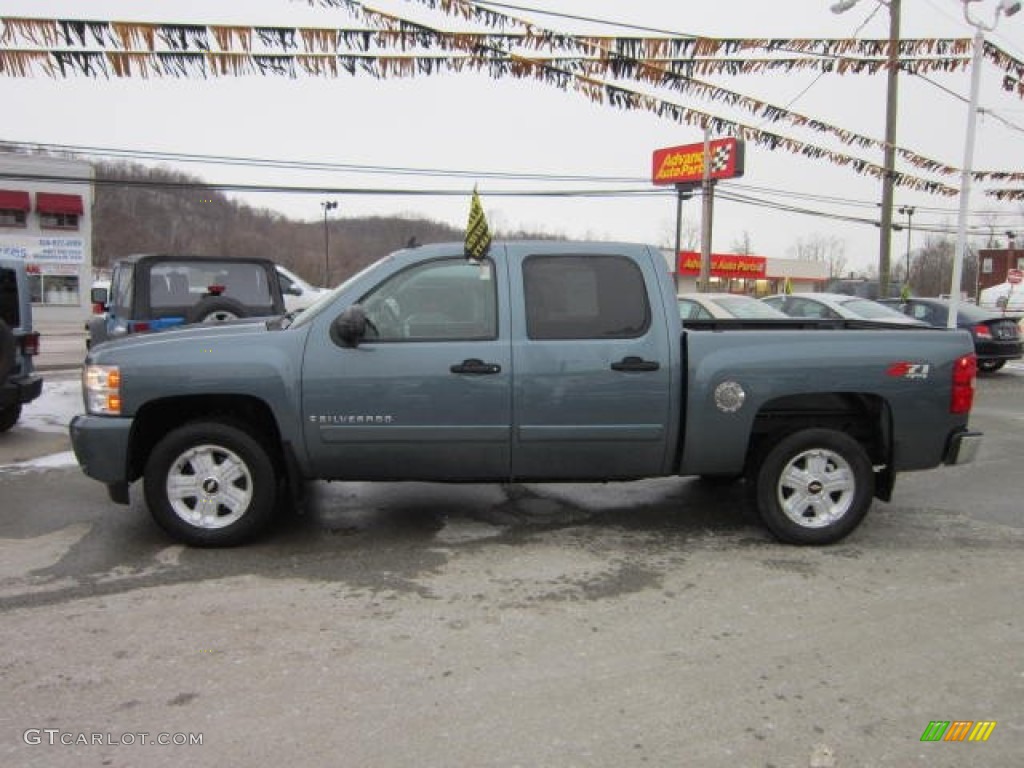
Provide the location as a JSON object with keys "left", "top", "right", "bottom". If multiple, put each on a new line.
{"left": 149, "top": 261, "right": 273, "bottom": 308}
{"left": 523, "top": 254, "right": 650, "bottom": 339}
{"left": 1, "top": 266, "right": 20, "bottom": 327}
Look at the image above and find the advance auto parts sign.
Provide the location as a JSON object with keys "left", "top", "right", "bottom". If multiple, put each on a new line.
{"left": 652, "top": 138, "right": 745, "bottom": 185}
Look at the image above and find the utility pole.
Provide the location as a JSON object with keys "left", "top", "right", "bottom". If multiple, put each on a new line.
{"left": 878, "top": 0, "right": 901, "bottom": 299}
{"left": 832, "top": 0, "right": 901, "bottom": 299}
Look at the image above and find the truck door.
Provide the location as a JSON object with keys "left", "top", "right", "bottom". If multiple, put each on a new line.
{"left": 301, "top": 254, "right": 512, "bottom": 480}
{"left": 507, "top": 245, "right": 675, "bottom": 479}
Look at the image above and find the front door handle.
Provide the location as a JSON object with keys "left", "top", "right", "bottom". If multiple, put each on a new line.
{"left": 611, "top": 356, "right": 660, "bottom": 372}
{"left": 450, "top": 358, "right": 502, "bottom": 375}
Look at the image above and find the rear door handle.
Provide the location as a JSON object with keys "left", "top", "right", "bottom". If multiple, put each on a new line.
{"left": 450, "top": 358, "right": 502, "bottom": 375}
{"left": 611, "top": 356, "right": 660, "bottom": 372}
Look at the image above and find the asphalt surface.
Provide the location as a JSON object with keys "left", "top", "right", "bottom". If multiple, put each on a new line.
{"left": 1, "top": 324, "right": 1021, "bottom": 768}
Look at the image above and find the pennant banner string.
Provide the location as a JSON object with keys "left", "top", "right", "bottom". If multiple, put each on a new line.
{"left": 3, "top": 11, "right": 1022, "bottom": 188}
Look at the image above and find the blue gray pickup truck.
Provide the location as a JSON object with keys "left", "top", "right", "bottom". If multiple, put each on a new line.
{"left": 70, "top": 241, "right": 982, "bottom": 547}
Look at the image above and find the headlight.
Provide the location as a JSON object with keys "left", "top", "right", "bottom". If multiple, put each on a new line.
{"left": 83, "top": 365, "right": 122, "bottom": 415}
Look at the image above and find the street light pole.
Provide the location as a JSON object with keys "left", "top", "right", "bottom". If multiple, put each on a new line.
{"left": 899, "top": 204, "right": 915, "bottom": 289}
{"left": 321, "top": 200, "right": 338, "bottom": 286}
{"left": 832, "top": 0, "right": 901, "bottom": 299}
{"left": 951, "top": 0, "right": 1020, "bottom": 328}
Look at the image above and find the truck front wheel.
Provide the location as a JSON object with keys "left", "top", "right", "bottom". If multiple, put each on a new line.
{"left": 753, "top": 429, "right": 874, "bottom": 545}
{"left": 144, "top": 421, "right": 277, "bottom": 547}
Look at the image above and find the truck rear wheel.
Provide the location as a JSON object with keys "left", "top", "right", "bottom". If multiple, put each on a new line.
{"left": 753, "top": 428, "right": 873, "bottom": 545}
{"left": 144, "top": 421, "right": 277, "bottom": 547}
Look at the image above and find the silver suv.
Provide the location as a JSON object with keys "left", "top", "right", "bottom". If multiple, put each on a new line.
{"left": 0, "top": 259, "right": 43, "bottom": 432}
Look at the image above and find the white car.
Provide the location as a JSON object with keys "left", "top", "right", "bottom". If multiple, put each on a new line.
{"left": 677, "top": 292, "right": 789, "bottom": 321}
{"left": 762, "top": 292, "right": 926, "bottom": 326}
{"left": 275, "top": 265, "right": 329, "bottom": 312}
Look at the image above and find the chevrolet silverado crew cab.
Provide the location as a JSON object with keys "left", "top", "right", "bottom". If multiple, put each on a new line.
{"left": 70, "top": 241, "right": 982, "bottom": 547}
{"left": 1, "top": 258, "right": 42, "bottom": 432}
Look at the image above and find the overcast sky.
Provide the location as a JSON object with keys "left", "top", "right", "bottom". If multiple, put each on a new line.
{"left": 3, "top": 0, "right": 1024, "bottom": 272}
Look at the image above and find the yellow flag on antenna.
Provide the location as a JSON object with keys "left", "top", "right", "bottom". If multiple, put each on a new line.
{"left": 464, "top": 187, "right": 492, "bottom": 261}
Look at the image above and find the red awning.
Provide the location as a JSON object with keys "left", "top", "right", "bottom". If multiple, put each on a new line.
{"left": 0, "top": 189, "right": 31, "bottom": 211}
{"left": 36, "top": 192, "right": 84, "bottom": 215}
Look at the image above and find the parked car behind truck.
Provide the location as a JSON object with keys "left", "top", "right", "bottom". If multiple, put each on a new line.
{"left": 71, "top": 241, "right": 982, "bottom": 547}
{"left": 87, "top": 254, "right": 287, "bottom": 348}
{"left": 0, "top": 258, "right": 42, "bottom": 432}
{"left": 879, "top": 297, "right": 1023, "bottom": 373}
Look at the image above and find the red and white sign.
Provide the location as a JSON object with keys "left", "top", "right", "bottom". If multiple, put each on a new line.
{"left": 677, "top": 251, "right": 766, "bottom": 279}
{"left": 1007, "top": 268, "right": 1023, "bottom": 285}
{"left": 652, "top": 138, "right": 745, "bottom": 186}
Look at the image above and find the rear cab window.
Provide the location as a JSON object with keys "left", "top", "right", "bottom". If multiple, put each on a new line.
{"left": 523, "top": 254, "right": 650, "bottom": 339}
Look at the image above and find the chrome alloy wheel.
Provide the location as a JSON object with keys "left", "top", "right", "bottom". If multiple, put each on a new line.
{"left": 166, "top": 443, "right": 254, "bottom": 529}
{"left": 775, "top": 448, "right": 856, "bottom": 529}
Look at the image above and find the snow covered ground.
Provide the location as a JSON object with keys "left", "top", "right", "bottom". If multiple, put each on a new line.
{"left": 2, "top": 373, "right": 82, "bottom": 471}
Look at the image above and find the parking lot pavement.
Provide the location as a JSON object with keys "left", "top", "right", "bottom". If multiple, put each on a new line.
{"left": 33, "top": 318, "right": 88, "bottom": 372}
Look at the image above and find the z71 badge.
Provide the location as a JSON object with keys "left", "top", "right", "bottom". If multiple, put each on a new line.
{"left": 886, "top": 362, "right": 931, "bottom": 380}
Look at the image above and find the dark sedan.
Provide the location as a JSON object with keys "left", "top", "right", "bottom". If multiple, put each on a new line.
{"left": 880, "top": 297, "right": 1022, "bottom": 373}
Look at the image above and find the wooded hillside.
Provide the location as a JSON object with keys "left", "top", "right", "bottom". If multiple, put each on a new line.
{"left": 91, "top": 160, "right": 534, "bottom": 286}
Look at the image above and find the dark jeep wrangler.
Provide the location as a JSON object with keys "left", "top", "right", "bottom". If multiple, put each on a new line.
{"left": 87, "top": 254, "right": 287, "bottom": 348}
{"left": 0, "top": 258, "right": 43, "bottom": 432}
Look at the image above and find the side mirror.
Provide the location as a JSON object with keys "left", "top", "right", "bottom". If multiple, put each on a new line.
{"left": 284, "top": 284, "right": 302, "bottom": 296}
{"left": 331, "top": 304, "right": 369, "bottom": 348}
{"left": 90, "top": 286, "right": 109, "bottom": 305}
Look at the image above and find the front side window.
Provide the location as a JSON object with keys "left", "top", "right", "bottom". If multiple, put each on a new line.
{"left": 523, "top": 254, "right": 650, "bottom": 340}
{"left": 360, "top": 258, "right": 497, "bottom": 341}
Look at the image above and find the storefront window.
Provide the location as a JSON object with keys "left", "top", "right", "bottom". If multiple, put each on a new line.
{"left": 28, "top": 273, "right": 80, "bottom": 305}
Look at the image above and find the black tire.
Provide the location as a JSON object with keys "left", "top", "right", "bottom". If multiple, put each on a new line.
{"left": 186, "top": 297, "right": 249, "bottom": 324}
{"left": 144, "top": 421, "right": 277, "bottom": 547}
{"left": 0, "top": 319, "right": 15, "bottom": 380}
{"left": 753, "top": 428, "right": 874, "bottom": 545}
{"left": 977, "top": 359, "right": 1005, "bottom": 374}
{"left": 0, "top": 404, "right": 21, "bottom": 433}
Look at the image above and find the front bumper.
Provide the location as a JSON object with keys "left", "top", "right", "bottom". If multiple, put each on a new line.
{"left": 69, "top": 413, "right": 134, "bottom": 485}
{"left": 0, "top": 373, "right": 43, "bottom": 408}
{"left": 944, "top": 429, "right": 983, "bottom": 466}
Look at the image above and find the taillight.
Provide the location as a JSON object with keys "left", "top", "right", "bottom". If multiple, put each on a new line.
{"left": 19, "top": 332, "right": 40, "bottom": 356}
{"left": 973, "top": 323, "right": 992, "bottom": 339}
{"left": 91, "top": 302, "right": 105, "bottom": 315}
{"left": 129, "top": 321, "right": 150, "bottom": 333}
{"left": 951, "top": 354, "right": 976, "bottom": 414}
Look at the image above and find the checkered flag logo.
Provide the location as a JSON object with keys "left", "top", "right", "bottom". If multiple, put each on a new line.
{"left": 710, "top": 144, "right": 732, "bottom": 173}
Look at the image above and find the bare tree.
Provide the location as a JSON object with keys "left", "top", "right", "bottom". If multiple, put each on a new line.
{"left": 731, "top": 230, "right": 753, "bottom": 255}
{"left": 787, "top": 234, "right": 847, "bottom": 279}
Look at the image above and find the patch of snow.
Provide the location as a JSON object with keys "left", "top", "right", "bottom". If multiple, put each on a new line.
{"left": 0, "top": 451, "right": 78, "bottom": 474}
{"left": 20, "top": 375, "right": 83, "bottom": 434}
